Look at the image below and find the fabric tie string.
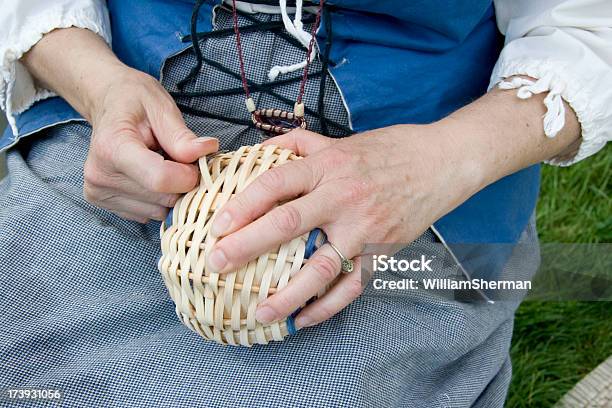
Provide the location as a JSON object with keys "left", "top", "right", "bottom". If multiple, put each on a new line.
{"left": 270, "top": 0, "right": 318, "bottom": 81}
{"left": 498, "top": 75, "right": 567, "bottom": 138}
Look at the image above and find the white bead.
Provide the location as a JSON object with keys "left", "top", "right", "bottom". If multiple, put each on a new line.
{"left": 245, "top": 98, "right": 256, "bottom": 113}
{"left": 294, "top": 102, "right": 305, "bottom": 118}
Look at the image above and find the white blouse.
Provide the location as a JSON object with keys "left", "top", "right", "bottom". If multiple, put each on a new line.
{"left": 1, "top": 0, "right": 611, "bottom": 165}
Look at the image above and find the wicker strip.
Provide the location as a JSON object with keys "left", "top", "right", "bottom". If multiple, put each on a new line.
{"left": 159, "top": 145, "right": 312, "bottom": 346}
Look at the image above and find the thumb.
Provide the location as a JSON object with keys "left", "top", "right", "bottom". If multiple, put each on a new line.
{"left": 147, "top": 100, "right": 219, "bottom": 163}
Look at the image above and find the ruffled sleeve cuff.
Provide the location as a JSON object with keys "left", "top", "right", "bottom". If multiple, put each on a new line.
{"left": 0, "top": 1, "right": 111, "bottom": 136}
{"left": 489, "top": 59, "right": 611, "bottom": 167}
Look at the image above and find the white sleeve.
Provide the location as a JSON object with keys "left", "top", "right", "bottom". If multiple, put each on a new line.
{"left": 490, "top": 0, "right": 612, "bottom": 166}
{"left": 0, "top": 0, "right": 111, "bottom": 135}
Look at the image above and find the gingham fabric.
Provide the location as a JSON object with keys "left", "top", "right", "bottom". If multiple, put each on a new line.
{"left": 167, "top": 7, "right": 352, "bottom": 148}
{"left": 0, "top": 8, "right": 539, "bottom": 408}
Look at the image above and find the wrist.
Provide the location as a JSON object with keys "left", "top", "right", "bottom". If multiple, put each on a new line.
{"left": 428, "top": 120, "right": 490, "bottom": 195}
{"left": 404, "top": 122, "right": 489, "bottom": 201}
{"left": 434, "top": 88, "right": 581, "bottom": 186}
{"left": 83, "top": 63, "right": 140, "bottom": 124}
{"left": 381, "top": 123, "right": 488, "bottom": 221}
{"left": 21, "top": 27, "right": 129, "bottom": 123}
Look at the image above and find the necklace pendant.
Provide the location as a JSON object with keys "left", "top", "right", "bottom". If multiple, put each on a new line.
{"left": 252, "top": 108, "right": 307, "bottom": 137}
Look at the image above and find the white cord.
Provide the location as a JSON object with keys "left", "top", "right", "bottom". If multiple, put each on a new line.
{"left": 269, "top": 0, "right": 318, "bottom": 81}
{"left": 279, "top": 0, "right": 309, "bottom": 47}
{"left": 499, "top": 75, "right": 567, "bottom": 138}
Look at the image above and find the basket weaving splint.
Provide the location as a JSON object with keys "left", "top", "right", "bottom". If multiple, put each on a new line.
{"left": 159, "top": 145, "right": 324, "bottom": 346}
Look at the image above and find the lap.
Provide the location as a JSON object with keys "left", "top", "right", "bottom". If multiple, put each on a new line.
{"left": 0, "top": 124, "right": 525, "bottom": 407}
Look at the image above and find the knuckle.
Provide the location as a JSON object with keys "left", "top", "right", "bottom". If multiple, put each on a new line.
{"left": 133, "top": 216, "right": 150, "bottom": 224}
{"left": 321, "top": 146, "right": 353, "bottom": 169}
{"left": 272, "top": 293, "right": 295, "bottom": 315}
{"left": 270, "top": 205, "right": 302, "bottom": 237}
{"left": 102, "top": 141, "right": 118, "bottom": 162}
{"left": 258, "top": 168, "right": 285, "bottom": 194}
{"left": 292, "top": 159, "right": 317, "bottom": 188}
{"left": 150, "top": 207, "right": 168, "bottom": 221}
{"left": 313, "top": 303, "right": 336, "bottom": 323}
{"left": 161, "top": 194, "right": 179, "bottom": 208}
{"left": 135, "top": 72, "right": 161, "bottom": 92}
{"left": 345, "top": 278, "right": 364, "bottom": 299}
{"left": 339, "top": 179, "right": 373, "bottom": 204}
{"left": 146, "top": 171, "right": 171, "bottom": 193}
{"left": 310, "top": 253, "right": 339, "bottom": 282}
{"left": 83, "top": 161, "right": 104, "bottom": 187}
{"left": 289, "top": 128, "right": 309, "bottom": 140}
{"left": 93, "top": 133, "right": 119, "bottom": 162}
{"left": 82, "top": 184, "right": 99, "bottom": 204}
{"left": 167, "top": 126, "right": 192, "bottom": 144}
{"left": 229, "top": 194, "right": 252, "bottom": 219}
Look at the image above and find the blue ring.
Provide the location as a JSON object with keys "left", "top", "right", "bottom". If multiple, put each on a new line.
{"left": 164, "top": 208, "right": 174, "bottom": 228}
{"left": 287, "top": 306, "right": 304, "bottom": 336}
{"left": 290, "top": 229, "right": 326, "bottom": 336}
{"left": 305, "top": 228, "right": 323, "bottom": 259}
{"left": 286, "top": 316, "right": 297, "bottom": 335}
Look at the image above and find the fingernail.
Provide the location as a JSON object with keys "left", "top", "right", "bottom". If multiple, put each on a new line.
{"left": 207, "top": 248, "right": 227, "bottom": 273}
{"left": 193, "top": 137, "right": 216, "bottom": 145}
{"left": 294, "top": 315, "right": 313, "bottom": 329}
{"left": 211, "top": 211, "right": 232, "bottom": 238}
{"left": 255, "top": 305, "right": 276, "bottom": 324}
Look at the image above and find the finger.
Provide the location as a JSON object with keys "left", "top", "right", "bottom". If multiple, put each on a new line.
{"left": 207, "top": 186, "right": 335, "bottom": 274}
{"left": 145, "top": 98, "right": 218, "bottom": 163}
{"left": 110, "top": 178, "right": 180, "bottom": 208}
{"left": 114, "top": 138, "right": 201, "bottom": 194}
{"left": 113, "top": 210, "right": 150, "bottom": 224}
{"left": 293, "top": 257, "right": 363, "bottom": 329}
{"left": 254, "top": 243, "right": 344, "bottom": 325}
{"left": 85, "top": 157, "right": 180, "bottom": 207}
{"left": 97, "top": 194, "right": 169, "bottom": 222}
{"left": 263, "top": 128, "right": 335, "bottom": 156}
{"left": 210, "top": 159, "right": 321, "bottom": 238}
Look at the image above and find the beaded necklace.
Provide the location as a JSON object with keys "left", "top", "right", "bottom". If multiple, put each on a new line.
{"left": 231, "top": 0, "right": 325, "bottom": 136}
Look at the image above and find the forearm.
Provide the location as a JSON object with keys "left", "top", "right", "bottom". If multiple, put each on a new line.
{"left": 434, "top": 85, "right": 581, "bottom": 192}
{"left": 363, "top": 86, "right": 582, "bottom": 228}
{"left": 21, "top": 27, "right": 129, "bottom": 122}
{"left": 440, "top": 89, "right": 580, "bottom": 187}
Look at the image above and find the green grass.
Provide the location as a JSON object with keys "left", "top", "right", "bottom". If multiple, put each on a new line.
{"left": 506, "top": 145, "right": 612, "bottom": 407}
{"left": 535, "top": 148, "right": 611, "bottom": 243}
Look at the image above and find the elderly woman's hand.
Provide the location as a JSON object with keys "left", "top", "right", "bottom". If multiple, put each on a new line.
{"left": 22, "top": 27, "right": 219, "bottom": 223}
{"left": 83, "top": 67, "right": 218, "bottom": 222}
{"left": 207, "top": 124, "right": 486, "bottom": 329}
{"left": 206, "top": 84, "right": 581, "bottom": 330}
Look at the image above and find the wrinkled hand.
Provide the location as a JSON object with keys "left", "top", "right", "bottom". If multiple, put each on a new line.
{"left": 206, "top": 125, "right": 484, "bottom": 329}
{"left": 83, "top": 68, "right": 218, "bottom": 222}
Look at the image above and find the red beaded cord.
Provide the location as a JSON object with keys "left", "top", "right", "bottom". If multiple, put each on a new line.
{"left": 231, "top": 0, "right": 326, "bottom": 118}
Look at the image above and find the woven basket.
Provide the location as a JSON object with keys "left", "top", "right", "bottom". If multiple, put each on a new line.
{"left": 159, "top": 144, "right": 323, "bottom": 346}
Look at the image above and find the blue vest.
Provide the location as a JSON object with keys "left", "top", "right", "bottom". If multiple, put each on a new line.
{"left": 2, "top": 1, "right": 540, "bottom": 263}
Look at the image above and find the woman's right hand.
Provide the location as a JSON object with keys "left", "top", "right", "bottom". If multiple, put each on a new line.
{"left": 83, "top": 67, "right": 218, "bottom": 222}
{"left": 22, "top": 27, "right": 218, "bottom": 223}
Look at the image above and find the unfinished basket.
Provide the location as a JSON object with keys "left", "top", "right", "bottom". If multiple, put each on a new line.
{"left": 159, "top": 144, "right": 324, "bottom": 347}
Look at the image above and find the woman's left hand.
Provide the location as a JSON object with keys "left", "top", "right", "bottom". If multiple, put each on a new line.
{"left": 205, "top": 123, "right": 485, "bottom": 329}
